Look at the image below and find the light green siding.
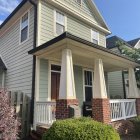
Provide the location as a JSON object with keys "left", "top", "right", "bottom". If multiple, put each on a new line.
{"left": 39, "top": 59, "right": 48, "bottom": 101}
{"left": 61, "top": 0, "right": 98, "bottom": 23}
{"left": 0, "top": 8, "right": 34, "bottom": 96}
{"left": 108, "top": 71, "right": 124, "bottom": 99}
{"left": 39, "top": 0, "right": 106, "bottom": 47}
{"left": 74, "top": 65, "right": 83, "bottom": 108}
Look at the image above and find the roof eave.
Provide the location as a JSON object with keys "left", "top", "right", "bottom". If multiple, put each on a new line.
{"left": 0, "top": 0, "right": 28, "bottom": 29}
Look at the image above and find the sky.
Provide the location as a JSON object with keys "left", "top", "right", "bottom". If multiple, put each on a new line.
{"left": 0, "top": 0, "right": 140, "bottom": 41}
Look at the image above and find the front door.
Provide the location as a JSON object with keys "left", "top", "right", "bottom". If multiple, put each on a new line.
{"left": 51, "top": 65, "right": 61, "bottom": 101}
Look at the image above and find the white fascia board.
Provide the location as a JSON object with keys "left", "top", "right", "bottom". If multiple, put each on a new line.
{"left": 48, "top": 0, "right": 111, "bottom": 35}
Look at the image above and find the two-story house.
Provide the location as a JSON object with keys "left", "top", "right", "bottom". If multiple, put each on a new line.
{"left": 0, "top": 0, "right": 140, "bottom": 132}
{"left": 107, "top": 36, "right": 140, "bottom": 101}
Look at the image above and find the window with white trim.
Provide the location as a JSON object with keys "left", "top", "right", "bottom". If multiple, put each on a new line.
{"left": 20, "top": 12, "right": 29, "bottom": 43}
{"left": 84, "top": 70, "right": 93, "bottom": 102}
{"left": 55, "top": 11, "right": 65, "bottom": 35}
{"left": 91, "top": 30, "right": 99, "bottom": 44}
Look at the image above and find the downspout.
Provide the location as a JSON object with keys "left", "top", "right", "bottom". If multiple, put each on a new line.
{"left": 28, "top": 0, "right": 37, "bottom": 125}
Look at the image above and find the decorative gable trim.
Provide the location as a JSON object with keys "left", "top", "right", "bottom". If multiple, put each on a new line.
{"left": 48, "top": 0, "right": 111, "bottom": 35}
{"left": 87, "top": 0, "right": 110, "bottom": 32}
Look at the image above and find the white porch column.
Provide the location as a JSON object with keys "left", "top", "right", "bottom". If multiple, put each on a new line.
{"left": 128, "top": 67, "right": 139, "bottom": 98}
{"left": 92, "top": 59, "right": 110, "bottom": 124}
{"left": 59, "top": 49, "right": 76, "bottom": 99}
{"left": 93, "top": 59, "right": 107, "bottom": 98}
{"left": 56, "top": 49, "right": 78, "bottom": 120}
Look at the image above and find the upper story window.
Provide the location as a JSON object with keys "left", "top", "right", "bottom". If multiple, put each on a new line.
{"left": 20, "top": 12, "right": 29, "bottom": 43}
{"left": 76, "top": 0, "right": 82, "bottom": 5}
{"left": 91, "top": 30, "right": 99, "bottom": 45}
{"left": 55, "top": 11, "right": 65, "bottom": 35}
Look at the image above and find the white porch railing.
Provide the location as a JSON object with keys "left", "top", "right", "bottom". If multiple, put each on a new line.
{"left": 110, "top": 99, "right": 137, "bottom": 122}
{"left": 36, "top": 101, "right": 56, "bottom": 125}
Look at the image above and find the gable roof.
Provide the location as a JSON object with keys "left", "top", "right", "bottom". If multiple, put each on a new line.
{"left": 86, "top": 0, "right": 110, "bottom": 32}
{"left": 0, "top": 0, "right": 28, "bottom": 29}
{"left": 127, "top": 38, "right": 140, "bottom": 47}
{"left": 107, "top": 36, "right": 132, "bottom": 49}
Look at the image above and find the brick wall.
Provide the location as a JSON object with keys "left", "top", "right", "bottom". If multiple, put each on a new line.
{"left": 56, "top": 99, "right": 78, "bottom": 119}
{"left": 92, "top": 98, "right": 111, "bottom": 124}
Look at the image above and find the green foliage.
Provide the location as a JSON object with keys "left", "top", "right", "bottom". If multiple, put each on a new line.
{"left": 131, "top": 116, "right": 140, "bottom": 138}
{"left": 115, "top": 40, "right": 140, "bottom": 87}
{"left": 42, "top": 117, "right": 120, "bottom": 140}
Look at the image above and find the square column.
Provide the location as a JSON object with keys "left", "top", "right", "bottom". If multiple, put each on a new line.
{"left": 128, "top": 68, "right": 140, "bottom": 115}
{"left": 92, "top": 59, "right": 111, "bottom": 124}
{"left": 56, "top": 49, "right": 78, "bottom": 119}
{"left": 128, "top": 68, "right": 139, "bottom": 98}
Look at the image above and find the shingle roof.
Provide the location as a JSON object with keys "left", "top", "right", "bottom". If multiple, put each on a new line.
{"left": 106, "top": 36, "right": 132, "bottom": 49}
{"left": 0, "top": 57, "right": 7, "bottom": 70}
{"left": 127, "top": 38, "right": 140, "bottom": 47}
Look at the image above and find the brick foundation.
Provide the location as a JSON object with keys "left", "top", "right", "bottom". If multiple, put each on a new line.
{"left": 92, "top": 98, "right": 111, "bottom": 124}
{"left": 56, "top": 99, "right": 78, "bottom": 119}
{"left": 136, "top": 98, "right": 140, "bottom": 115}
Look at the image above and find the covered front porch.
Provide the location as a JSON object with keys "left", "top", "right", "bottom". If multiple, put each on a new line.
{"left": 29, "top": 32, "right": 140, "bottom": 129}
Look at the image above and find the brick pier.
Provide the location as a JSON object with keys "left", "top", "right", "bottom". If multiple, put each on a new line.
{"left": 92, "top": 98, "right": 111, "bottom": 124}
{"left": 56, "top": 99, "right": 78, "bottom": 119}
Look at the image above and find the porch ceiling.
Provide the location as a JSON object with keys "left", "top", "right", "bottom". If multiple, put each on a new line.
{"left": 28, "top": 32, "right": 140, "bottom": 72}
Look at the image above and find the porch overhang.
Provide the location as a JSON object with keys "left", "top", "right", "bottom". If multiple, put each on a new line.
{"left": 28, "top": 32, "right": 140, "bottom": 72}
{"left": 0, "top": 57, "right": 7, "bottom": 70}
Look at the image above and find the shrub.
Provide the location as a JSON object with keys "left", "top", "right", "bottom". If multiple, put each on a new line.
{"left": 0, "top": 89, "right": 20, "bottom": 140}
{"left": 131, "top": 116, "right": 140, "bottom": 138}
{"left": 42, "top": 117, "right": 120, "bottom": 140}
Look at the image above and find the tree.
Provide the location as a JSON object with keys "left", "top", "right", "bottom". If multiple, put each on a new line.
{"left": 115, "top": 40, "right": 140, "bottom": 87}
{"left": 0, "top": 89, "right": 20, "bottom": 140}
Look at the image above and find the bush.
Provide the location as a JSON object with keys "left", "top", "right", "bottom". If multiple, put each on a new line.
{"left": 131, "top": 116, "right": 140, "bottom": 138}
{"left": 0, "top": 89, "right": 20, "bottom": 140}
{"left": 42, "top": 117, "right": 120, "bottom": 140}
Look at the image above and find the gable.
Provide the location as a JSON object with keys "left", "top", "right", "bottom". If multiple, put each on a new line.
{"left": 135, "top": 41, "right": 140, "bottom": 49}
{"left": 62, "top": 0, "right": 99, "bottom": 24}
{"left": 48, "top": 0, "right": 110, "bottom": 34}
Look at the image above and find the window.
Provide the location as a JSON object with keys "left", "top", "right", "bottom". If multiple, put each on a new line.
{"left": 91, "top": 30, "right": 99, "bottom": 44}
{"left": 84, "top": 70, "right": 93, "bottom": 102}
{"left": 76, "top": 0, "right": 82, "bottom": 5}
{"left": 55, "top": 11, "right": 65, "bottom": 35}
{"left": 20, "top": 12, "right": 29, "bottom": 43}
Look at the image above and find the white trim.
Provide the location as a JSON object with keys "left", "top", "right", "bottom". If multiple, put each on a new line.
{"left": 134, "top": 40, "right": 140, "bottom": 49}
{"left": 91, "top": 29, "right": 99, "bottom": 45}
{"left": 83, "top": 68, "right": 94, "bottom": 102}
{"left": 37, "top": 0, "right": 41, "bottom": 46}
{"left": 2, "top": 72, "right": 5, "bottom": 88}
{"left": 48, "top": 60, "right": 61, "bottom": 101}
{"left": 48, "top": 60, "right": 51, "bottom": 101}
{"left": 19, "top": 10, "right": 30, "bottom": 45}
{"left": 33, "top": 57, "right": 40, "bottom": 130}
{"left": 48, "top": 0, "right": 110, "bottom": 34}
{"left": 53, "top": 9, "right": 67, "bottom": 36}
